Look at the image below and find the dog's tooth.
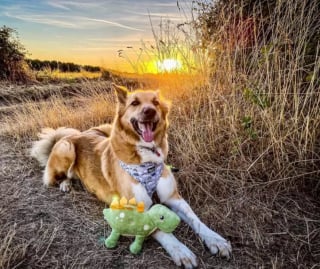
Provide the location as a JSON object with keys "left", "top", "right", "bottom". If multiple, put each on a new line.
{"left": 138, "top": 122, "right": 146, "bottom": 131}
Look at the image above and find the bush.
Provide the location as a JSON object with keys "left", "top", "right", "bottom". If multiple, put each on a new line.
{"left": 0, "top": 26, "right": 31, "bottom": 82}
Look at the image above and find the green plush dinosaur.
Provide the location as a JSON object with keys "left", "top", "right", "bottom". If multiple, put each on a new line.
{"left": 103, "top": 196, "right": 180, "bottom": 254}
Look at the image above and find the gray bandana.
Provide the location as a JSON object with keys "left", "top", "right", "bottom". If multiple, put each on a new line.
{"left": 119, "top": 161, "right": 164, "bottom": 198}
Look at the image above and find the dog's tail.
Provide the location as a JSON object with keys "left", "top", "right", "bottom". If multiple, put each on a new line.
{"left": 30, "top": 127, "right": 81, "bottom": 167}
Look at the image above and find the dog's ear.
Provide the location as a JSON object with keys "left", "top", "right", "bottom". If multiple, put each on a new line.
{"left": 155, "top": 89, "right": 170, "bottom": 114}
{"left": 112, "top": 83, "right": 128, "bottom": 104}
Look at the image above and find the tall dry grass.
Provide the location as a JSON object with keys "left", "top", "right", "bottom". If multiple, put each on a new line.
{"left": 175, "top": 0, "right": 320, "bottom": 189}
{"left": 165, "top": 2, "right": 320, "bottom": 265}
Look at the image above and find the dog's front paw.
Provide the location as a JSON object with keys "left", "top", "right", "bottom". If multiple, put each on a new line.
{"left": 153, "top": 231, "right": 197, "bottom": 269}
{"left": 169, "top": 243, "right": 198, "bottom": 269}
{"left": 202, "top": 229, "right": 232, "bottom": 259}
{"left": 59, "top": 179, "right": 71, "bottom": 192}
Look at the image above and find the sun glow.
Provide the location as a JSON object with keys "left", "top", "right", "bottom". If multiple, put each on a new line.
{"left": 156, "top": 58, "right": 182, "bottom": 73}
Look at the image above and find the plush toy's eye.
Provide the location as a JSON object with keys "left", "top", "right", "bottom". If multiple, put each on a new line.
{"left": 160, "top": 215, "right": 164, "bottom": 221}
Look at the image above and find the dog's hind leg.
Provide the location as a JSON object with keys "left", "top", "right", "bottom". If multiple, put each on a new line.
{"left": 43, "top": 138, "right": 76, "bottom": 192}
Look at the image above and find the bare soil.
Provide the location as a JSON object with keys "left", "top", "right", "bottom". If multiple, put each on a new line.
{"left": 0, "top": 81, "right": 319, "bottom": 269}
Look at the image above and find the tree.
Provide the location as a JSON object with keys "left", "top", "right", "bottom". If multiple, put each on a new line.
{"left": 0, "top": 25, "right": 30, "bottom": 82}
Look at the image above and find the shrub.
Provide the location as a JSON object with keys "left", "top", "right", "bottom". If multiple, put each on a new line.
{"left": 0, "top": 26, "right": 31, "bottom": 82}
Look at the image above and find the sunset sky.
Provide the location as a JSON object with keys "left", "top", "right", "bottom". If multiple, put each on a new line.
{"left": 1, "top": 0, "right": 191, "bottom": 72}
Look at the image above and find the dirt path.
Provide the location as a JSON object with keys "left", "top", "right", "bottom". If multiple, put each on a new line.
{"left": 0, "top": 136, "right": 236, "bottom": 269}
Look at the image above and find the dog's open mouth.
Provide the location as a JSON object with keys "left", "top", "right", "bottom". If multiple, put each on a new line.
{"left": 131, "top": 118, "right": 158, "bottom": 142}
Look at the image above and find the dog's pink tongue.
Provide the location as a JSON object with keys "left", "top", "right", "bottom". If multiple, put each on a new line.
{"left": 142, "top": 123, "right": 154, "bottom": 142}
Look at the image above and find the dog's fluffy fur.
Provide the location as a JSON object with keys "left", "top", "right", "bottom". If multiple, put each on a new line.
{"left": 31, "top": 84, "right": 231, "bottom": 268}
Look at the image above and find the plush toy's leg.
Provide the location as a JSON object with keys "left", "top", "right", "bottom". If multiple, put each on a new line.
{"left": 129, "top": 235, "right": 145, "bottom": 254}
{"left": 105, "top": 230, "right": 120, "bottom": 248}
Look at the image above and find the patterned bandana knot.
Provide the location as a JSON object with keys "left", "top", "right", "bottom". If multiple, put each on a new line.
{"left": 119, "top": 161, "right": 163, "bottom": 198}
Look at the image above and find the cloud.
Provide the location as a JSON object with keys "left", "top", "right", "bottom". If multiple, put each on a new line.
{"left": 4, "top": 12, "right": 77, "bottom": 28}
{"left": 2, "top": 0, "right": 185, "bottom": 31}
{"left": 153, "top": 2, "right": 179, "bottom": 7}
{"left": 4, "top": 10, "right": 144, "bottom": 31}
{"left": 125, "top": 10, "right": 184, "bottom": 21}
{"left": 84, "top": 18, "right": 143, "bottom": 31}
{"left": 46, "top": 0, "right": 101, "bottom": 10}
{"left": 46, "top": 1, "right": 71, "bottom": 11}
{"left": 88, "top": 37, "right": 153, "bottom": 43}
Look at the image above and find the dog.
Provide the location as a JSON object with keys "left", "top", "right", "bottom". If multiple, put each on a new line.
{"left": 31, "top": 84, "right": 231, "bottom": 268}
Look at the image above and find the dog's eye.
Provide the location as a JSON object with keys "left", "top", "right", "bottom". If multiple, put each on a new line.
{"left": 153, "top": 100, "right": 159, "bottom": 106}
{"left": 131, "top": 100, "right": 140, "bottom": 106}
{"left": 160, "top": 215, "right": 164, "bottom": 221}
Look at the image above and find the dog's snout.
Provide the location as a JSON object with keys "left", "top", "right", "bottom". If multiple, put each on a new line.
{"left": 142, "top": 107, "right": 156, "bottom": 118}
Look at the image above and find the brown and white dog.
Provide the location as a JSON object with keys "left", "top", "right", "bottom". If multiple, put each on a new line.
{"left": 31, "top": 84, "right": 231, "bottom": 268}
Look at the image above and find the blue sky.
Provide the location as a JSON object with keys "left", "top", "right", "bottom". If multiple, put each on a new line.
{"left": 0, "top": 0, "right": 191, "bottom": 70}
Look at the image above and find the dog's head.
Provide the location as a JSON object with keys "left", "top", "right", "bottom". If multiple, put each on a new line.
{"left": 113, "top": 84, "right": 170, "bottom": 143}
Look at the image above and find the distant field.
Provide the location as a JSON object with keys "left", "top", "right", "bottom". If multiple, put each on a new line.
{"left": 34, "top": 69, "right": 102, "bottom": 82}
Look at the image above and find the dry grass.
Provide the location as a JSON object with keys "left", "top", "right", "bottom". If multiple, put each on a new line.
{"left": 0, "top": 80, "right": 114, "bottom": 137}
{"left": 0, "top": 225, "right": 28, "bottom": 269}
{"left": 1, "top": 0, "right": 320, "bottom": 268}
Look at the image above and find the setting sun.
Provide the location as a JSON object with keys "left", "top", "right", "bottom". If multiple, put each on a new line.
{"left": 156, "top": 58, "right": 182, "bottom": 73}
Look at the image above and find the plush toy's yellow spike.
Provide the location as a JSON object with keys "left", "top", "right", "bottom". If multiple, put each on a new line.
{"left": 128, "top": 197, "right": 137, "bottom": 205}
{"left": 137, "top": 202, "right": 145, "bottom": 213}
{"left": 120, "top": 197, "right": 128, "bottom": 207}
{"left": 110, "top": 196, "right": 144, "bottom": 211}
{"left": 110, "top": 199, "right": 119, "bottom": 210}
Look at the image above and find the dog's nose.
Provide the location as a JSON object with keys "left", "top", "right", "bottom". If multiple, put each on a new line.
{"left": 142, "top": 107, "right": 156, "bottom": 118}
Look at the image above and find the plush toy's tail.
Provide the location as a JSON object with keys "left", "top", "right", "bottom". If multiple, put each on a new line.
{"left": 30, "top": 127, "right": 80, "bottom": 167}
